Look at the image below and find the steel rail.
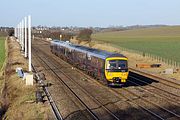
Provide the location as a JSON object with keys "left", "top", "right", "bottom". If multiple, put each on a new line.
{"left": 120, "top": 87, "right": 180, "bottom": 119}
{"left": 128, "top": 76, "right": 180, "bottom": 105}
{"left": 129, "top": 68, "right": 180, "bottom": 89}
{"left": 31, "top": 64, "right": 63, "bottom": 120}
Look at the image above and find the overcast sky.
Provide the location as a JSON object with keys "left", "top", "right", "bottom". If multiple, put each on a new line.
{"left": 0, "top": 0, "right": 180, "bottom": 27}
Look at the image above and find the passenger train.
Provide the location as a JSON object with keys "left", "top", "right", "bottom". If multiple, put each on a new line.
{"left": 50, "top": 40, "right": 129, "bottom": 86}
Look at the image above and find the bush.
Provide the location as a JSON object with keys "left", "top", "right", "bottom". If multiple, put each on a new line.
{"left": 77, "top": 29, "right": 93, "bottom": 42}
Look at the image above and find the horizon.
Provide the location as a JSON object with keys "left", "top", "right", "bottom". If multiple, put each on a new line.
{"left": 1, "top": 24, "right": 180, "bottom": 29}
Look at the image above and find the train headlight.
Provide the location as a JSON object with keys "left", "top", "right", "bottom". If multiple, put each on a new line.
{"left": 108, "top": 73, "right": 112, "bottom": 76}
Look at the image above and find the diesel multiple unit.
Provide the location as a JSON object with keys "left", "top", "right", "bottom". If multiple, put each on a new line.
{"left": 50, "top": 40, "right": 129, "bottom": 86}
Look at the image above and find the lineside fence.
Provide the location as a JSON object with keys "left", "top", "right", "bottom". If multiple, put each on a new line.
{"left": 93, "top": 39, "right": 180, "bottom": 69}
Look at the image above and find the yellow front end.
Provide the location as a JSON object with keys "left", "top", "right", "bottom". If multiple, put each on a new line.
{"left": 105, "top": 57, "right": 129, "bottom": 85}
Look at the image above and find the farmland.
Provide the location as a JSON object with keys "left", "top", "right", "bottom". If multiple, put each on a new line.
{"left": 92, "top": 26, "right": 180, "bottom": 63}
{"left": 0, "top": 37, "right": 5, "bottom": 69}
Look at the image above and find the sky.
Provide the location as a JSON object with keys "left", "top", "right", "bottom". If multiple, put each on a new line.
{"left": 0, "top": 0, "right": 180, "bottom": 27}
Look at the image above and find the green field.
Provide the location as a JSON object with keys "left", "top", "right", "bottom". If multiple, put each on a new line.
{"left": 0, "top": 37, "right": 5, "bottom": 69}
{"left": 92, "top": 26, "right": 180, "bottom": 63}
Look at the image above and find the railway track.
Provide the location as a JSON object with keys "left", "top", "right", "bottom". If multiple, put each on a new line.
{"left": 128, "top": 75, "right": 180, "bottom": 105}
{"left": 110, "top": 88, "right": 180, "bottom": 120}
{"left": 73, "top": 65, "right": 180, "bottom": 119}
{"left": 73, "top": 66, "right": 180, "bottom": 120}
{"left": 31, "top": 65, "right": 63, "bottom": 120}
{"left": 129, "top": 68, "right": 180, "bottom": 89}
{"left": 32, "top": 47, "right": 121, "bottom": 120}
{"left": 32, "top": 52, "right": 95, "bottom": 120}
{"left": 69, "top": 63, "right": 180, "bottom": 120}
{"left": 32, "top": 39, "right": 180, "bottom": 120}
{"left": 73, "top": 67, "right": 180, "bottom": 120}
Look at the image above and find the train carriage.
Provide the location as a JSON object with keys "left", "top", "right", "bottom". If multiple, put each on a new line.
{"left": 50, "top": 40, "right": 129, "bottom": 86}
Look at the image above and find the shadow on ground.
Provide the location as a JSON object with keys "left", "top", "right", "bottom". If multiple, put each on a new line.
{"left": 124, "top": 71, "right": 159, "bottom": 87}
{"left": 63, "top": 103, "right": 180, "bottom": 120}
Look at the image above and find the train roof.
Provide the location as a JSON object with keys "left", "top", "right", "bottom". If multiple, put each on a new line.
{"left": 51, "top": 40, "right": 126, "bottom": 60}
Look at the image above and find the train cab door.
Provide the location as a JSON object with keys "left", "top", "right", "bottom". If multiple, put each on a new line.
{"left": 86, "top": 53, "right": 91, "bottom": 72}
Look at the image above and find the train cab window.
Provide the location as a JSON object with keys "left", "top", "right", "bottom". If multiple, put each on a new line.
{"left": 107, "top": 60, "right": 117, "bottom": 69}
{"left": 107, "top": 60, "right": 127, "bottom": 69}
{"left": 118, "top": 60, "right": 127, "bottom": 69}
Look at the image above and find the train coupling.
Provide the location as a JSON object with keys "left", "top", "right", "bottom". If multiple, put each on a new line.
{"left": 113, "top": 77, "right": 126, "bottom": 83}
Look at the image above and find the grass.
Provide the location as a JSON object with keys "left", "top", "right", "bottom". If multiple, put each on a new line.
{"left": 92, "top": 26, "right": 180, "bottom": 63}
{"left": 0, "top": 37, "right": 5, "bottom": 70}
{"left": 0, "top": 37, "right": 5, "bottom": 119}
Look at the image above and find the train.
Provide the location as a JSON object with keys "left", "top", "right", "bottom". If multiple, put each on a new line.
{"left": 50, "top": 40, "right": 129, "bottom": 86}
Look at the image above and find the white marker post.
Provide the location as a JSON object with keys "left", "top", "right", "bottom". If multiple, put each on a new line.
{"left": 22, "top": 20, "right": 24, "bottom": 51}
{"left": 18, "top": 24, "right": 19, "bottom": 42}
{"left": 18, "top": 24, "right": 20, "bottom": 42}
{"left": 16, "top": 27, "right": 17, "bottom": 38}
{"left": 24, "top": 17, "right": 27, "bottom": 58}
{"left": 16, "top": 25, "right": 17, "bottom": 38}
{"left": 14, "top": 27, "right": 16, "bottom": 38}
{"left": 19, "top": 22, "right": 22, "bottom": 47}
{"left": 17, "top": 24, "right": 19, "bottom": 41}
{"left": 15, "top": 27, "right": 17, "bottom": 38}
{"left": 28, "top": 15, "right": 32, "bottom": 72}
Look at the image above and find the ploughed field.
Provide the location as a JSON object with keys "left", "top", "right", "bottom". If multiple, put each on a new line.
{"left": 0, "top": 37, "right": 5, "bottom": 69}
{"left": 92, "top": 26, "right": 180, "bottom": 63}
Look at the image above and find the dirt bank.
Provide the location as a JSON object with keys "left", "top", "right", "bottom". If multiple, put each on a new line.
{"left": 0, "top": 37, "right": 52, "bottom": 120}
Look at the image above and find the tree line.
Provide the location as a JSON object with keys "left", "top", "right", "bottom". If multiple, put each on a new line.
{"left": 33, "top": 28, "right": 93, "bottom": 42}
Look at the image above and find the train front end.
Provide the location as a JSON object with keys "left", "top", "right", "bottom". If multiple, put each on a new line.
{"left": 105, "top": 57, "right": 129, "bottom": 86}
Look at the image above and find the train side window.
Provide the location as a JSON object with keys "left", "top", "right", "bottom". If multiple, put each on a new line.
{"left": 87, "top": 54, "right": 91, "bottom": 60}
